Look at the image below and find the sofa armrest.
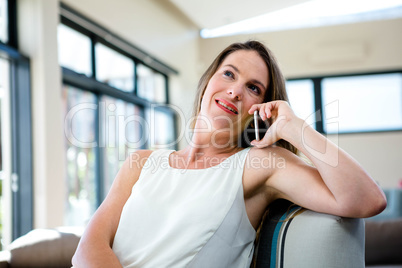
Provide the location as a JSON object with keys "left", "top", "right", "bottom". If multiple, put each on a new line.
{"left": 254, "top": 199, "right": 365, "bottom": 268}
{"left": 7, "top": 228, "right": 82, "bottom": 268}
{"left": 365, "top": 218, "right": 402, "bottom": 266}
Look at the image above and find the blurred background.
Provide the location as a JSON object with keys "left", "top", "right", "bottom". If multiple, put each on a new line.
{"left": 0, "top": 0, "right": 401, "bottom": 250}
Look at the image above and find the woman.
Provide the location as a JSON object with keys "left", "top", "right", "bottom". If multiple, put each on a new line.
{"left": 72, "top": 41, "right": 386, "bottom": 267}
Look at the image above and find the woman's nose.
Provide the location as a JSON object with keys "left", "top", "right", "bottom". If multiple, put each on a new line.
{"left": 227, "top": 84, "right": 243, "bottom": 101}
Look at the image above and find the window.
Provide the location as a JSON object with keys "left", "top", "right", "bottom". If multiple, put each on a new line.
{"left": 59, "top": 3, "right": 177, "bottom": 226}
{"left": 286, "top": 79, "right": 316, "bottom": 129}
{"left": 95, "top": 43, "right": 134, "bottom": 92}
{"left": 57, "top": 24, "right": 92, "bottom": 77}
{"left": 100, "top": 95, "right": 144, "bottom": 196}
{"left": 63, "top": 85, "right": 97, "bottom": 226}
{"left": 287, "top": 71, "right": 402, "bottom": 134}
{"left": 322, "top": 73, "right": 402, "bottom": 133}
{"left": 0, "top": 56, "right": 11, "bottom": 250}
{"left": 137, "top": 64, "right": 167, "bottom": 103}
{"left": 146, "top": 107, "right": 176, "bottom": 149}
{"left": 0, "top": 0, "right": 33, "bottom": 245}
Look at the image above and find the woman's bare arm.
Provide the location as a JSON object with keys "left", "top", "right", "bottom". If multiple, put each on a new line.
{"left": 72, "top": 150, "right": 152, "bottom": 267}
{"left": 249, "top": 101, "right": 386, "bottom": 218}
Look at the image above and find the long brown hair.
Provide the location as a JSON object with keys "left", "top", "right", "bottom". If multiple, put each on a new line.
{"left": 193, "top": 40, "right": 297, "bottom": 155}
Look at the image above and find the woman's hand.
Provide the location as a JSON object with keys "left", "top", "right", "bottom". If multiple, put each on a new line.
{"left": 248, "top": 100, "right": 299, "bottom": 148}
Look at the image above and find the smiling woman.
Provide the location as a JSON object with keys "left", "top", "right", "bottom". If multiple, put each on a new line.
{"left": 72, "top": 40, "right": 386, "bottom": 268}
{"left": 197, "top": 49, "right": 269, "bottom": 146}
{"left": 192, "top": 41, "right": 295, "bottom": 152}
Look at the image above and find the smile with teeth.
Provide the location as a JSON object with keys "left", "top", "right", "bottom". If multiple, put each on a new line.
{"left": 216, "top": 100, "right": 238, "bottom": 114}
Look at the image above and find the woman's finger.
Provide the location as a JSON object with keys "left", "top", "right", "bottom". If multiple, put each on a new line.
{"left": 251, "top": 127, "right": 276, "bottom": 148}
{"left": 259, "top": 105, "right": 267, "bottom": 121}
{"left": 264, "top": 103, "right": 272, "bottom": 120}
{"left": 248, "top": 104, "right": 263, "bottom": 114}
{"left": 251, "top": 120, "right": 280, "bottom": 148}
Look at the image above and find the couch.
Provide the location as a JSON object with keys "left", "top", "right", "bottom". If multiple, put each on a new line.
{"left": 254, "top": 199, "right": 402, "bottom": 268}
{"left": 0, "top": 227, "right": 82, "bottom": 268}
{"left": 0, "top": 200, "right": 401, "bottom": 267}
{"left": 364, "top": 188, "right": 402, "bottom": 268}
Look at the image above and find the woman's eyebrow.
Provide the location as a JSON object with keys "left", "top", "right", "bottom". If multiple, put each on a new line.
{"left": 224, "top": 64, "right": 240, "bottom": 73}
{"left": 224, "top": 64, "right": 267, "bottom": 91}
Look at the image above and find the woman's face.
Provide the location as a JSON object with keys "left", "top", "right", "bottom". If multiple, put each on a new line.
{"left": 200, "top": 50, "right": 269, "bottom": 133}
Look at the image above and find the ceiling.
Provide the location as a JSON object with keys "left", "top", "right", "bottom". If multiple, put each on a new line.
{"left": 167, "top": 0, "right": 312, "bottom": 29}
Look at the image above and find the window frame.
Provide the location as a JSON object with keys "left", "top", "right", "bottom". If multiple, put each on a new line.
{"left": 286, "top": 69, "right": 402, "bottom": 135}
{"left": 6, "top": 0, "right": 17, "bottom": 48}
{"left": 0, "top": 0, "right": 33, "bottom": 241}
{"left": 0, "top": 0, "right": 17, "bottom": 48}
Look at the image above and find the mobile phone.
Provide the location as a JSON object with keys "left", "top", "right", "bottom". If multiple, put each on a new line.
{"left": 254, "top": 110, "right": 260, "bottom": 141}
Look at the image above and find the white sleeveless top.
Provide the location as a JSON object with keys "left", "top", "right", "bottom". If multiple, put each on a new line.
{"left": 112, "top": 148, "right": 256, "bottom": 267}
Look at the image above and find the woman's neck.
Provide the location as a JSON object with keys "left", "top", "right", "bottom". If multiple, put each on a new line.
{"left": 179, "top": 122, "right": 241, "bottom": 164}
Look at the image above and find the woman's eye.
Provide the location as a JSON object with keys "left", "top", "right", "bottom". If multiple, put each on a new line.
{"left": 248, "top": 84, "right": 260, "bottom": 94}
{"left": 224, "top": 70, "right": 234, "bottom": 78}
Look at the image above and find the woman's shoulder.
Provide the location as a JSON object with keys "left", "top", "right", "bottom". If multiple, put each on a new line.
{"left": 244, "top": 146, "right": 283, "bottom": 180}
{"left": 244, "top": 145, "right": 303, "bottom": 181}
{"left": 128, "top": 149, "right": 154, "bottom": 159}
{"left": 246, "top": 145, "right": 313, "bottom": 183}
{"left": 126, "top": 149, "right": 154, "bottom": 169}
{"left": 113, "top": 150, "right": 155, "bottom": 187}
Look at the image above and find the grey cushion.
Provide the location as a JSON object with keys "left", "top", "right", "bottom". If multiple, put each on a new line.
{"left": 255, "top": 199, "right": 365, "bottom": 268}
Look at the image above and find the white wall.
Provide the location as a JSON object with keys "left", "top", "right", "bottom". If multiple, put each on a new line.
{"left": 199, "top": 18, "right": 402, "bottom": 188}
{"left": 199, "top": 18, "right": 402, "bottom": 77}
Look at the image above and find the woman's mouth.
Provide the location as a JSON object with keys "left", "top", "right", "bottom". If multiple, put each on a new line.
{"left": 215, "top": 99, "right": 238, "bottom": 115}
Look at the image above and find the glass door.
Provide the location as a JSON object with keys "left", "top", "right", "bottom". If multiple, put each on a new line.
{"left": 0, "top": 56, "right": 11, "bottom": 249}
